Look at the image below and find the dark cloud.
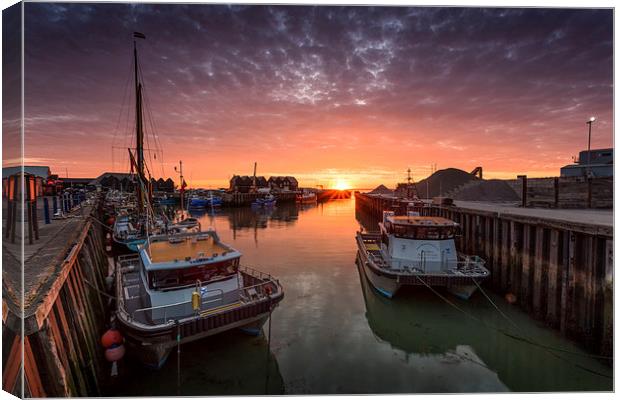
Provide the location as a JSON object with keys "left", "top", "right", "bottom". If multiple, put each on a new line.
{"left": 20, "top": 3, "right": 613, "bottom": 183}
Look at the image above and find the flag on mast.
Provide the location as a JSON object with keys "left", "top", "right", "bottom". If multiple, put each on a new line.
{"left": 133, "top": 32, "right": 146, "bottom": 39}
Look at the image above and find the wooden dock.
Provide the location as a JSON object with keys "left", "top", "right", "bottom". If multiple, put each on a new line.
{"left": 2, "top": 195, "right": 111, "bottom": 397}
{"left": 354, "top": 192, "right": 613, "bottom": 360}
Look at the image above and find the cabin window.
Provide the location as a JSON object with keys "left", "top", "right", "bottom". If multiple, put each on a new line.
{"left": 391, "top": 224, "right": 455, "bottom": 240}
{"left": 149, "top": 259, "right": 239, "bottom": 290}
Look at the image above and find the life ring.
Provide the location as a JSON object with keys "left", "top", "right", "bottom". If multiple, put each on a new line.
{"left": 265, "top": 286, "right": 273, "bottom": 296}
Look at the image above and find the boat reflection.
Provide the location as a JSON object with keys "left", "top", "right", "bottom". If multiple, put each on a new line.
{"left": 110, "top": 329, "right": 284, "bottom": 396}
{"left": 226, "top": 202, "right": 304, "bottom": 233}
{"left": 356, "top": 258, "right": 506, "bottom": 382}
{"left": 354, "top": 230, "right": 612, "bottom": 392}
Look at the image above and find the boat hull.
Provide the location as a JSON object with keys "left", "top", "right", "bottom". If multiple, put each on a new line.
{"left": 118, "top": 296, "right": 280, "bottom": 368}
{"left": 356, "top": 252, "right": 401, "bottom": 298}
{"left": 355, "top": 232, "right": 487, "bottom": 300}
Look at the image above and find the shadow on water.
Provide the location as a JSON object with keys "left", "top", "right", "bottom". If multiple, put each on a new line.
{"left": 355, "top": 228, "right": 612, "bottom": 392}
{"left": 109, "top": 329, "right": 284, "bottom": 396}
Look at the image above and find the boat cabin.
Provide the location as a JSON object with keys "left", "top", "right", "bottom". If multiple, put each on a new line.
{"left": 379, "top": 211, "right": 459, "bottom": 272}
{"left": 132, "top": 230, "right": 243, "bottom": 321}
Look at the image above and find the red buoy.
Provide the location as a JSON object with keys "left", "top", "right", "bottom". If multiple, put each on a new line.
{"left": 105, "top": 344, "right": 125, "bottom": 362}
{"left": 505, "top": 293, "right": 517, "bottom": 304}
{"left": 101, "top": 329, "right": 123, "bottom": 348}
{"left": 107, "top": 217, "right": 115, "bottom": 226}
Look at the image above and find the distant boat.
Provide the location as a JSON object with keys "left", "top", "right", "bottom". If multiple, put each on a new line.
{"left": 356, "top": 210, "right": 489, "bottom": 299}
{"left": 154, "top": 194, "right": 177, "bottom": 205}
{"left": 252, "top": 193, "right": 276, "bottom": 208}
{"left": 188, "top": 196, "right": 208, "bottom": 209}
{"left": 296, "top": 192, "right": 317, "bottom": 204}
{"left": 188, "top": 193, "right": 222, "bottom": 209}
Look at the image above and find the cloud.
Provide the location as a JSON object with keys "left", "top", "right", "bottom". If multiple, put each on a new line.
{"left": 19, "top": 4, "right": 613, "bottom": 187}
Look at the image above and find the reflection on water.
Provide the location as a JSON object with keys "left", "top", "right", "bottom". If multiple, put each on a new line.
{"left": 112, "top": 330, "right": 284, "bottom": 396}
{"left": 113, "top": 198, "right": 611, "bottom": 395}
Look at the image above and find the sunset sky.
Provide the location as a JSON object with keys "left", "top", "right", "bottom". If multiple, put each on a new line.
{"left": 4, "top": 4, "right": 614, "bottom": 189}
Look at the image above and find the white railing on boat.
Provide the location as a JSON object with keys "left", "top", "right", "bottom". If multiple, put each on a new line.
{"left": 131, "top": 287, "right": 225, "bottom": 322}
{"left": 116, "top": 255, "right": 281, "bottom": 326}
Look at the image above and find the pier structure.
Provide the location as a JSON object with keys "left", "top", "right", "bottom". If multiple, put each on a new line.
{"left": 354, "top": 192, "right": 613, "bottom": 360}
{"left": 2, "top": 195, "right": 111, "bottom": 397}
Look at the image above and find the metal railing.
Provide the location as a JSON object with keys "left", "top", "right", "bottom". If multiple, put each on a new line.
{"left": 131, "top": 287, "right": 225, "bottom": 323}
{"left": 118, "top": 263, "right": 281, "bottom": 326}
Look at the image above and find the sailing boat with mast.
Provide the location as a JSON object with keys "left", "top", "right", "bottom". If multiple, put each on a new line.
{"left": 114, "top": 33, "right": 284, "bottom": 368}
{"left": 112, "top": 32, "right": 160, "bottom": 252}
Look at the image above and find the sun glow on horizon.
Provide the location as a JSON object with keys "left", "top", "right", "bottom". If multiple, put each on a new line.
{"left": 333, "top": 178, "right": 352, "bottom": 191}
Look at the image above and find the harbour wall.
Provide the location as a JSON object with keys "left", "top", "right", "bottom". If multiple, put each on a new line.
{"left": 2, "top": 199, "right": 111, "bottom": 397}
{"left": 504, "top": 176, "right": 612, "bottom": 209}
{"left": 354, "top": 192, "right": 613, "bottom": 359}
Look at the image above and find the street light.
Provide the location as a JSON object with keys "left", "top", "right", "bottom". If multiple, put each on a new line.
{"left": 586, "top": 117, "right": 596, "bottom": 177}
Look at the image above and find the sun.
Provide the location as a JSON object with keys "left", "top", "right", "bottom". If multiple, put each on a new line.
{"left": 333, "top": 179, "right": 351, "bottom": 191}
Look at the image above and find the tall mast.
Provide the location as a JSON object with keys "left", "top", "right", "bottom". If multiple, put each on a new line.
{"left": 133, "top": 33, "right": 146, "bottom": 212}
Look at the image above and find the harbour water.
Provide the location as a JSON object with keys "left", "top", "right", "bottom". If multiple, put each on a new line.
{"left": 110, "top": 198, "right": 612, "bottom": 395}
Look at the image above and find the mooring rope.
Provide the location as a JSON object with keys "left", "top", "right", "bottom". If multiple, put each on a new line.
{"left": 84, "top": 279, "right": 116, "bottom": 300}
{"left": 87, "top": 216, "right": 114, "bottom": 232}
{"left": 413, "top": 275, "right": 612, "bottom": 379}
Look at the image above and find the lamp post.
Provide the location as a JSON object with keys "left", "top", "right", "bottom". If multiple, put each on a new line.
{"left": 586, "top": 116, "right": 596, "bottom": 177}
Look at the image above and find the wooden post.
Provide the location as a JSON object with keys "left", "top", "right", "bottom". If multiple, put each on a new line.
{"left": 532, "top": 227, "right": 544, "bottom": 318}
{"left": 521, "top": 224, "right": 532, "bottom": 310}
{"left": 587, "top": 177, "right": 592, "bottom": 208}
{"left": 554, "top": 177, "right": 559, "bottom": 208}
{"left": 601, "top": 239, "right": 613, "bottom": 357}
{"left": 560, "top": 231, "right": 576, "bottom": 334}
{"left": 518, "top": 175, "right": 527, "bottom": 207}
{"left": 508, "top": 221, "right": 519, "bottom": 293}
{"left": 546, "top": 229, "right": 560, "bottom": 327}
{"left": 492, "top": 218, "right": 500, "bottom": 290}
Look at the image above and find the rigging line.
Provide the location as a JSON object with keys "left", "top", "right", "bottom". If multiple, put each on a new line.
{"left": 413, "top": 275, "right": 613, "bottom": 379}
{"left": 136, "top": 62, "right": 164, "bottom": 177}
{"left": 112, "top": 56, "right": 134, "bottom": 147}
{"left": 140, "top": 71, "right": 166, "bottom": 174}
{"left": 471, "top": 279, "right": 613, "bottom": 360}
{"left": 138, "top": 62, "right": 165, "bottom": 163}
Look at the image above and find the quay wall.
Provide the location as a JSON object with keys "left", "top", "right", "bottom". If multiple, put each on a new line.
{"left": 504, "top": 176, "right": 612, "bottom": 209}
{"left": 3, "top": 199, "right": 111, "bottom": 396}
{"left": 354, "top": 192, "right": 613, "bottom": 359}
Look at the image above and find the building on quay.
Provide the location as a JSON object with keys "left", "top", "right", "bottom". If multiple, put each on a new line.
{"left": 560, "top": 148, "right": 613, "bottom": 178}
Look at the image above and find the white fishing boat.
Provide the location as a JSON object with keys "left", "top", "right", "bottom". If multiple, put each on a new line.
{"left": 356, "top": 211, "right": 489, "bottom": 299}
{"left": 116, "top": 229, "right": 284, "bottom": 368}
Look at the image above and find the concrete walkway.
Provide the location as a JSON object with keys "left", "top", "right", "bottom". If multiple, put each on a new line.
{"left": 453, "top": 201, "right": 613, "bottom": 228}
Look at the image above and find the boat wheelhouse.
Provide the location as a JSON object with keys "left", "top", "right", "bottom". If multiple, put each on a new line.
{"left": 115, "top": 229, "right": 283, "bottom": 368}
{"left": 356, "top": 211, "right": 489, "bottom": 299}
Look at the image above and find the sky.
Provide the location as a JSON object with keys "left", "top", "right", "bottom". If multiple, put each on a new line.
{"left": 4, "top": 3, "right": 614, "bottom": 189}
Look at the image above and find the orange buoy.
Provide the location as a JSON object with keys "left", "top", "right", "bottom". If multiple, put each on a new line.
{"left": 101, "top": 329, "right": 123, "bottom": 348}
{"left": 105, "top": 344, "right": 125, "bottom": 362}
{"left": 505, "top": 293, "right": 517, "bottom": 304}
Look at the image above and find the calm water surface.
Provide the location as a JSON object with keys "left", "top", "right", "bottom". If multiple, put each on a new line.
{"left": 111, "top": 198, "right": 612, "bottom": 395}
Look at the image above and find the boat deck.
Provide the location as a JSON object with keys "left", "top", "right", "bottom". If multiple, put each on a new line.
{"left": 116, "top": 255, "right": 282, "bottom": 329}
{"left": 147, "top": 235, "right": 229, "bottom": 263}
{"left": 356, "top": 232, "right": 489, "bottom": 281}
